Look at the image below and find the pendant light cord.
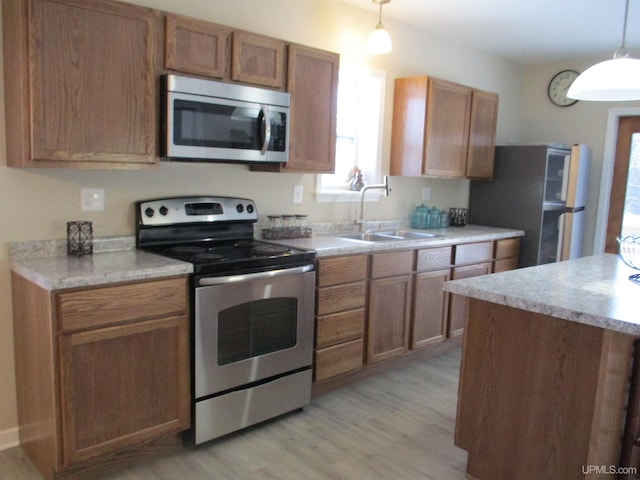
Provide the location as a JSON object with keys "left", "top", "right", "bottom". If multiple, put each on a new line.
{"left": 616, "top": 0, "right": 631, "bottom": 57}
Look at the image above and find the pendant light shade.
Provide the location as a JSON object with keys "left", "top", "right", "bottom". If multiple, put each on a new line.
{"left": 567, "top": 57, "right": 640, "bottom": 101}
{"left": 367, "top": 0, "right": 392, "bottom": 54}
{"left": 567, "top": 0, "right": 640, "bottom": 102}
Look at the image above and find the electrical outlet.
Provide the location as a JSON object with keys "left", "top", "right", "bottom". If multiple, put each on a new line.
{"left": 422, "top": 187, "right": 431, "bottom": 201}
{"left": 293, "top": 184, "right": 303, "bottom": 204}
{"left": 81, "top": 188, "right": 105, "bottom": 211}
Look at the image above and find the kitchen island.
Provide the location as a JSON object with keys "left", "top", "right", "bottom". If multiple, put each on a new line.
{"left": 444, "top": 254, "right": 640, "bottom": 480}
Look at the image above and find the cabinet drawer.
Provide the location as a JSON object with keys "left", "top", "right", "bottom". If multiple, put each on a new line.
{"left": 315, "top": 339, "right": 363, "bottom": 382}
{"left": 316, "top": 282, "right": 366, "bottom": 316}
{"left": 415, "top": 246, "right": 452, "bottom": 271}
{"left": 495, "top": 237, "right": 520, "bottom": 259}
{"left": 316, "top": 309, "right": 365, "bottom": 349}
{"left": 454, "top": 242, "right": 493, "bottom": 265}
{"left": 317, "top": 255, "right": 367, "bottom": 287}
{"left": 57, "top": 277, "right": 188, "bottom": 332}
{"left": 494, "top": 257, "right": 519, "bottom": 272}
{"left": 370, "top": 250, "right": 413, "bottom": 278}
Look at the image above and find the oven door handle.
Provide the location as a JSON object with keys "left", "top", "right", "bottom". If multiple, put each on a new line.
{"left": 197, "top": 264, "right": 314, "bottom": 286}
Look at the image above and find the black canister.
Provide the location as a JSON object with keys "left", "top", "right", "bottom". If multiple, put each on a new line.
{"left": 67, "top": 221, "right": 93, "bottom": 255}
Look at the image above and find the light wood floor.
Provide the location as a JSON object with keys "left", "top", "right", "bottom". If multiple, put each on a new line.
{"left": 1, "top": 348, "right": 467, "bottom": 480}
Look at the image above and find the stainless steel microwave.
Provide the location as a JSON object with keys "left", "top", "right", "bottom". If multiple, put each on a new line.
{"left": 161, "top": 75, "right": 289, "bottom": 163}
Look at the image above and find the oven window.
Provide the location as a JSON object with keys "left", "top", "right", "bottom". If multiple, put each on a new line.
{"left": 173, "top": 99, "right": 287, "bottom": 152}
{"left": 217, "top": 297, "right": 297, "bottom": 365}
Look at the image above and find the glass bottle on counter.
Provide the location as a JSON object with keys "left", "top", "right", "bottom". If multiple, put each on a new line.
{"left": 440, "top": 210, "right": 449, "bottom": 228}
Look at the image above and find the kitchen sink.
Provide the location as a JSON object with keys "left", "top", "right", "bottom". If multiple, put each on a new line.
{"left": 338, "top": 232, "right": 405, "bottom": 242}
{"left": 377, "top": 230, "right": 438, "bottom": 239}
{"left": 338, "top": 230, "right": 438, "bottom": 243}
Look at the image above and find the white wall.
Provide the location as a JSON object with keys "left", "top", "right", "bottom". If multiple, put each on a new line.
{"left": 0, "top": 0, "right": 523, "bottom": 446}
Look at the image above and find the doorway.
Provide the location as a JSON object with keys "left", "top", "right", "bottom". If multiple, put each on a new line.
{"left": 605, "top": 116, "right": 640, "bottom": 253}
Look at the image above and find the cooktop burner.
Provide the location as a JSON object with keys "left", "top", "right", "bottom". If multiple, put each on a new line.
{"left": 252, "top": 244, "right": 291, "bottom": 255}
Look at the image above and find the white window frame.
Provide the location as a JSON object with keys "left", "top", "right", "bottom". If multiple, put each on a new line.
{"left": 315, "top": 64, "right": 387, "bottom": 202}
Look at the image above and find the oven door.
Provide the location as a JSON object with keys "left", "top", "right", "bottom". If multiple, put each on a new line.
{"left": 194, "top": 265, "right": 315, "bottom": 399}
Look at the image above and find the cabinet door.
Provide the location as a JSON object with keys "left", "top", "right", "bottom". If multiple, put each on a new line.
{"left": 59, "top": 316, "right": 189, "bottom": 466}
{"left": 390, "top": 76, "right": 428, "bottom": 177}
{"left": 466, "top": 89, "right": 498, "bottom": 179}
{"left": 493, "top": 237, "right": 520, "bottom": 272}
{"left": 231, "top": 31, "right": 285, "bottom": 88}
{"left": 22, "top": 0, "right": 158, "bottom": 167}
{"left": 448, "top": 263, "right": 491, "bottom": 337}
{"left": 165, "top": 13, "right": 230, "bottom": 78}
{"left": 424, "top": 79, "right": 472, "bottom": 178}
{"left": 285, "top": 44, "right": 339, "bottom": 172}
{"left": 367, "top": 275, "right": 412, "bottom": 364}
{"left": 412, "top": 269, "right": 450, "bottom": 348}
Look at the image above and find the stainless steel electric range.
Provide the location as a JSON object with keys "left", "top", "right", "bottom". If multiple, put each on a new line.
{"left": 135, "top": 196, "right": 316, "bottom": 445}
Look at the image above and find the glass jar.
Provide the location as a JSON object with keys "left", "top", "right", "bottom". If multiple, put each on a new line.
{"left": 282, "top": 215, "right": 295, "bottom": 228}
{"left": 429, "top": 207, "right": 440, "bottom": 228}
{"left": 268, "top": 215, "right": 283, "bottom": 228}
{"left": 439, "top": 210, "right": 449, "bottom": 228}
{"left": 295, "top": 214, "right": 308, "bottom": 227}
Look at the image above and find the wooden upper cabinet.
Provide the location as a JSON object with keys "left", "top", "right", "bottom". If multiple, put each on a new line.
{"left": 390, "top": 75, "right": 498, "bottom": 180}
{"left": 254, "top": 44, "right": 339, "bottom": 173}
{"left": 231, "top": 31, "right": 285, "bottom": 89}
{"left": 165, "top": 13, "right": 230, "bottom": 78}
{"left": 3, "top": 0, "right": 160, "bottom": 168}
{"left": 424, "top": 78, "right": 472, "bottom": 177}
{"left": 466, "top": 89, "right": 499, "bottom": 179}
{"left": 287, "top": 44, "right": 339, "bottom": 172}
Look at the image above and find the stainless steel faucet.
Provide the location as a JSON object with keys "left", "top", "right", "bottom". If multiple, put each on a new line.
{"left": 357, "top": 175, "right": 391, "bottom": 232}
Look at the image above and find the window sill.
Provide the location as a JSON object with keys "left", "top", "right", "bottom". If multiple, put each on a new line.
{"left": 315, "top": 190, "right": 383, "bottom": 203}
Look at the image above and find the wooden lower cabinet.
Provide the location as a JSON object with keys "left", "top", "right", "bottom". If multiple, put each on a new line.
{"left": 11, "top": 274, "right": 190, "bottom": 480}
{"left": 367, "top": 251, "right": 413, "bottom": 364}
{"left": 448, "top": 262, "right": 492, "bottom": 337}
{"left": 367, "top": 274, "right": 412, "bottom": 363}
{"left": 313, "top": 237, "right": 520, "bottom": 387}
{"left": 457, "top": 299, "right": 633, "bottom": 480}
{"left": 493, "top": 237, "right": 521, "bottom": 272}
{"left": 59, "top": 316, "right": 189, "bottom": 466}
{"left": 314, "top": 255, "right": 367, "bottom": 382}
{"left": 412, "top": 269, "right": 451, "bottom": 348}
{"left": 411, "top": 246, "right": 452, "bottom": 349}
{"left": 448, "top": 241, "right": 494, "bottom": 338}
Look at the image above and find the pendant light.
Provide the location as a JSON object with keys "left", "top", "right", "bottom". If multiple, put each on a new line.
{"left": 568, "top": 0, "right": 640, "bottom": 101}
{"left": 367, "top": 0, "right": 392, "bottom": 55}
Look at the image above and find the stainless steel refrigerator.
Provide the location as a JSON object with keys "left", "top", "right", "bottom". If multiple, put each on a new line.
{"left": 469, "top": 144, "right": 591, "bottom": 267}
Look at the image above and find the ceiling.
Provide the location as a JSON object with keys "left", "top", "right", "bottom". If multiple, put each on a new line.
{"left": 339, "top": 0, "right": 640, "bottom": 65}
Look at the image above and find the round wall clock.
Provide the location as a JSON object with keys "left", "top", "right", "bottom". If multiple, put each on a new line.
{"left": 547, "top": 70, "right": 580, "bottom": 107}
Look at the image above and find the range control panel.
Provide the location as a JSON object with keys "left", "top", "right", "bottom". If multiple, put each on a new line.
{"left": 137, "top": 196, "right": 257, "bottom": 226}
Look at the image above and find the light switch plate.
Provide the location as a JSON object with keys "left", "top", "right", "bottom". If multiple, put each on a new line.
{"left": 81, "top": 188, "right": 105, "bottom": 211}
{"left": 293, "top": 184, "right": 303, "bottom": 204}
{"left": 422, "top": 187, "right": 431, "bottom": 201}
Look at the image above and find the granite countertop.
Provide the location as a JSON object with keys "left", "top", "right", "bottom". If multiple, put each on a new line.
{"left": 444, "top": 253, "right": 640, "bottom": 335}
{"left": 9, "top": 236, "right": 193, "bottom": 291}
{"left": 9, "top": 225, "right": 522, "bottom": 292}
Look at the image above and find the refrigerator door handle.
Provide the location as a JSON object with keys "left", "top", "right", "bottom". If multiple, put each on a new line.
{"left": 557, "top": 213, "right": 565, "bottom": 261}
{"left": 560, "top": 155, "right": 571, "bottom": 203}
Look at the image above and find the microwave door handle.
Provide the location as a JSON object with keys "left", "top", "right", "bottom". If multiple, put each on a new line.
{"left": 260, "top": 105, "right": 271, "bottom": 155}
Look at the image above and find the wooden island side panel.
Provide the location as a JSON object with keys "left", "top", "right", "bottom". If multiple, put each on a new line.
{"left": 456, "top": 298, "right": 634, "bottom": 480}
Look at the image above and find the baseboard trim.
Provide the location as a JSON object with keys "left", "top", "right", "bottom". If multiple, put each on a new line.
{"left": 0, "top": 427, "right": 20, "bottom": 451}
